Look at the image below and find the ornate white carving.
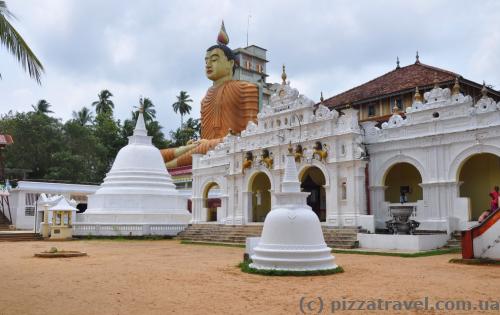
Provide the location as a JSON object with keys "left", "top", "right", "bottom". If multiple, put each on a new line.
{"left": 382, "top": 113, "right": 406, "bottom": 129}
{"left": 424, "top": 86, "right": 451, "bottom": 105}
{"left": 475, "top": 96, "right": 497, "bottom": 114}
{"left": 315, "top": 104, "right": 339, "bottom": 121}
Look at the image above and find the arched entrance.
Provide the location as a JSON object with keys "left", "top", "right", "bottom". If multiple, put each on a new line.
{"left": 300, "top": 166, "right": 326, "bottom": 222}
{"left": 203, "top": 182, "right": 221, "bottom": 222}
{"left": 458, "top": 153, "right": 500, "bottom": 220}
{"left": 249, "top": 172, "right": 271, "bottom": 222}
{"left": 384, "top": 163, "right": 423, "bottom": 203}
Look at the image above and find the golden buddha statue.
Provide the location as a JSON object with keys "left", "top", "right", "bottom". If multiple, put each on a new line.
{"left": 161, "top": 22, "right": 259, "bottom": 168}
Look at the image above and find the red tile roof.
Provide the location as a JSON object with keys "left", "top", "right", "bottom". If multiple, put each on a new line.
{"left": 323, "top": 62, "right": 459, "bottom": 108}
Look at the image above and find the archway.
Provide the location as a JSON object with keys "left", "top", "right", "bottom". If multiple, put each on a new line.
{"left": 300, "top": 166, "right": 326, "bottom": 222}
{"left": 249, "top": 172, "right": 271, "bottom": 222}
{"left": 384, "top": 163, "right": 423, "bottom": 203}
{"left": 202, "top": 182, "right": 221, "bottom": 222}
{"left": 458, "top": 153, "right": 500, "bottom": 220}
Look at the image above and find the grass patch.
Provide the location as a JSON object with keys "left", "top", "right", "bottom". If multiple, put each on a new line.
{"left": 180, "top": 240, "right": 245, "bottom": 248}
{"left": 332, "top": 247, "right": 460, "bottom": 258}
{"left": 449, "top": 258, "right": 500, "bottom": 266}
{"left": 239, "top": 260, "right": 344, "bottom": 276}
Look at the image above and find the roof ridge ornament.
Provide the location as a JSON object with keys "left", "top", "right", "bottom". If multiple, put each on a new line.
{"left": 452, "top": 77, "right": 461, "bottom": 96}
{"left": 396, "top": 56, "right": 400, "bottom": 69}
{"left": 414, "top": 86, "right": 422, "bottom": 102}
{"left": 415, "top": 51, "right": 420, "bottom": 64}
{"left": 433, "top": 72, "right": 439, "bottom": 88}
{"left": 320, "top": 91, "right": 324, "bottom": 103}
{"left": 281, "top": 64, "right": 287, "bottom": 85}
{"left": 481, "top": 81, "right": 488, "bottom": 97}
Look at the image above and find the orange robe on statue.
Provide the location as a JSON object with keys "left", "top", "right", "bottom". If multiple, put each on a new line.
{"left": 201, "top": 80, "right": 259, "bottom": 139}
{"left": 161, "top": 80, "right": 258, "bottom": 168}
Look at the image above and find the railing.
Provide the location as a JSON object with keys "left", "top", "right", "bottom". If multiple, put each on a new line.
{"left": 461, "top": 209, "right": 500, "bottom": 259}
{"left": 72, "top": 223, "right": 188, "bottom": 236}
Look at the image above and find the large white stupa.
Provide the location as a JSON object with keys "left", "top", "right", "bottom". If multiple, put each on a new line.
{"left": 250, "top": 146, "right": 337, "bottom": 271}
{"left": 77, "top": 110, "right": 191, "bottom": 236}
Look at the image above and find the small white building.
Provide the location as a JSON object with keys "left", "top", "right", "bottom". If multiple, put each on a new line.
{"left": 8, "top": 181, "right": 98, "bottom": 230}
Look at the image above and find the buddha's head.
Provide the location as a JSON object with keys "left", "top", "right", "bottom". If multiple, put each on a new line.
{"left": 205, "top": 44, "right": 236, "bottom": 86}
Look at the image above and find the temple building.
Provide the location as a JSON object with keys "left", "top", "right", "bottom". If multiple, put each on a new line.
{"left": 322, "top": 54, "right": 500, "bottom": 124}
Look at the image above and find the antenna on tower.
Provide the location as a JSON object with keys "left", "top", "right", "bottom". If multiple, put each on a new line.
{"left": 246, "top": 14, "right": 251, "bottom": 47}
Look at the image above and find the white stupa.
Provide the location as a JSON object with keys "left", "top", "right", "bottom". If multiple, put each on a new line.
{"left": 250, "top": 146, "right": 337, "bottom": 271}
{"left": 80, "top": 110, "right": 191, "bottom": 236}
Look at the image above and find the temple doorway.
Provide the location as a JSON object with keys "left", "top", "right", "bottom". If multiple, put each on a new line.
{"left": 203, "top": 182, "right": 221, "bottom": 222}
{"left": 249, "top": 172, "right": 271, "bottom": 222}
{"left": 300, "top": 166, "right": 326, "bottom": 222}
{"left": 458, "top": 153, "right": 500, "bottom": 220}
{"left": 384, "top": 162, "right": 423, "bottom": 203}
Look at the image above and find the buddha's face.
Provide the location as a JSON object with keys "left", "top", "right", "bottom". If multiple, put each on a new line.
{"left": 205, "top": 48, "right": 233, "bottom": 83}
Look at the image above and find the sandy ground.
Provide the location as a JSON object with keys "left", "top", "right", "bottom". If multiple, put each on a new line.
{"left": 0, "top": 240, "right": 498, "bottom": 315}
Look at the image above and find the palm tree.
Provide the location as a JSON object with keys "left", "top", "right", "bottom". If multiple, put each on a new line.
{"left": 133, "top": 97, "right": 156, "bottom": 123}
{"left": 31, "top": 99, "right": 52, "bottom": 114}
{"left": 72, "top": 106, "right": 93, "bottom": 126}
{"left": 92, "top": 89, "right": 114, "bottom": 115}
{"left": 172, "top": 91, "right": 192, "bottom": 127}
{"left": 0, "top": 1, "right": 44, "bottom": 83}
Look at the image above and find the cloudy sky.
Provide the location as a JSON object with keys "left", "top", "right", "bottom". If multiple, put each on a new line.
{"left": 1, "top": 0, "right": 499, "bottom": 133}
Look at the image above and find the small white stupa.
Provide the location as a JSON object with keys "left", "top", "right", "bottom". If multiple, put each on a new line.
{"left": 250, "top": 146, "right": 337, "bottom": 271}
{"left": 80, "top": 109, "right": 191, "bottom": 236}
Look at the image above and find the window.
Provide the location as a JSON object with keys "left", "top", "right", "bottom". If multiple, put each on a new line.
{"left": 341, "top": 182, "right": 347, "bottom": 200}
{"left": 256, "top": 64, "right": 263, "bottom": 73}
{"left": 368, "top": 104, "right": 376, "bottom": 117}
{"left": 395, "top": 98, "right": 403, "bottom": 110}
{"left": 245, "top": 60, "right": 251, "bottom": 70}
{"left": 25, "top": 193, "right": 39, "bottom": 216}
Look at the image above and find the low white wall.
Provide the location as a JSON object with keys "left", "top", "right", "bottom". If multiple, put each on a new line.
{"left": 357, "top": 233, "right": 449, "bottom": 251}
{"left": 473, "top": 221, "right": 500, "bottom": 259}
{"left": 73, "top": 223, "right": 187, "bottom": 236}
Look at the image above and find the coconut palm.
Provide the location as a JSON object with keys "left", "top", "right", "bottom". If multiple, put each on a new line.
{"left": 92, "top": 89, "right": 114, "bottom": 115}
{"left": 72, "top": 106, "right": 94, "bottom": 126}
{"left": 31, "top": 99, "right": 52, "bottom": 114}
{"left": 0, "top": 1, "right": 44, "bottom": 83}
{"left": 172, "top": 91, "right": 192, "bottom": 127}
{"left": 133, "top": 97, "right": 156, "bottom": 123}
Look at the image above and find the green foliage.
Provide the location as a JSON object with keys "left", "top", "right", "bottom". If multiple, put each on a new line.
{"left": 31, "top": 99, "right": 53, "bottom": 114}
{"left": 239, "top": 260, "right": 344, "bottom": 277}
{"left": 92, "top": 89, "right": 114, "bottom": 115}
{"left": 0, "top": 1, "right": 44, "bottom": 83}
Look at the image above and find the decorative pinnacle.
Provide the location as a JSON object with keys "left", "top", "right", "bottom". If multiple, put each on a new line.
{"left": 393, "top": 105, "right": 399, "bottom": 114}
{"left": 281, "top": 64, "right": 287, "bottom": 85}
{"left": 482, "top": 81, "right": 488, "bottom": 97}
{"left": 320, "top": 91, "right": 324, "bottom": 103}
{"left": 415, "top": 51, "right": 420, "bottom": 64}
{"left": 452, "top": 77, "right": 460, "bottom": 95}
{"left": 414, "top": 86, "right": 422, "bottom": 102}
{"left": 217, "top": 20, "right": 229, "bottom": 45}
{"left": 396, "top": 56, "right": 400, "bottom": 69}
{"left": 433, "top": 73, "right": 439, "bottom": 88}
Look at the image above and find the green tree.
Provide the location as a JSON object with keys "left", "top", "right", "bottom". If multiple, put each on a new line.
{"left": 184, "top": 117, "right": 200, "bottom": 139}
{"left": 124, "top": 103, "right": 170, "bottom": 149}
{"left": 31, "top": 99, "right": 52, "bottom": 115}
{"left": 0, "top": 111, "right": 63, "bottom": 179}
{"left": 92, "top": 89, "right": 114, "bottom": 115}
{"left": 71, "top": 106, "right": 93, "bottom": 126}
{"left": 172, "top": 91, "right": 192, "bottom": 126}
{"left": 168, "top": 126, "right": 197, "bottom": 148}
{"left": 0, "top": 1, "right": 44, "bottom": 83}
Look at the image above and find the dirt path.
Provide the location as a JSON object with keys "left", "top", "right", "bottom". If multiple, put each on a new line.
{"left": 0, "top": 240, "right": 497, "bottom": 314}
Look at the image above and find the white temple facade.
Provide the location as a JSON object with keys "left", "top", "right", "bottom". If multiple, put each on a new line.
{"left": 192, "top": 79, "right": 374, "bottom": 231}
{"left": 192, "top": 78, "right": 500, "bottom": 236}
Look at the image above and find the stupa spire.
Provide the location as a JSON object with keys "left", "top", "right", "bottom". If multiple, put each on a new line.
{"left": 281, "top": 64, "right": 287, "bottom": 85}
{"left": 281, "top": 144, "right": 300, "bottom": 193}
{"left": 133, "top": 106, "right": 147, "bottom": 137}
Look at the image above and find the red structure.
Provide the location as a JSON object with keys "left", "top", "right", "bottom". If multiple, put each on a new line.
{"left": 461, "top": 209, "right": 500, "bottom": 259}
